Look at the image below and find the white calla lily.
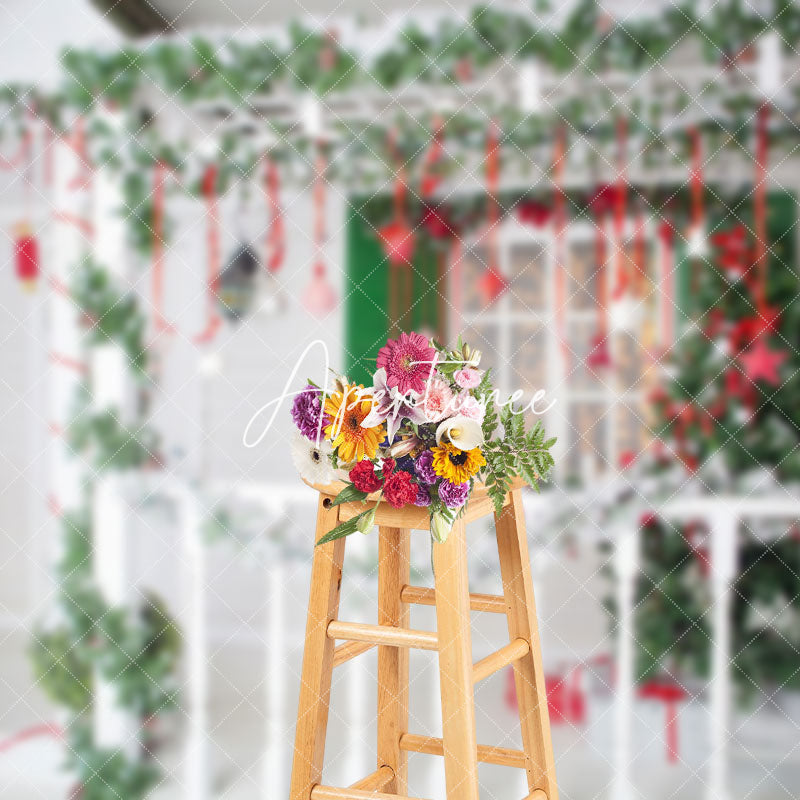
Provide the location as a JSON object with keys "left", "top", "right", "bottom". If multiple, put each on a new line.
{"left": 435, "top": 415, "right": 484, "bottom": 450}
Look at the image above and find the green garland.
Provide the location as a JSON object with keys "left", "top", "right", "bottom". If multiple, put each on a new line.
{"left": 30, "top": 262, "right": 179, "bottom": 798}
{"left": 2, "top": 1, "right": 798, "bottom": 259}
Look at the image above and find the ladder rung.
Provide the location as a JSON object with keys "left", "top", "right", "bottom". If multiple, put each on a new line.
{"left": 327, "top": 620, "right": 439, "bottom": 651}
{"left": 400, "top": 585, "right": 507, "bottom": 614}
{"left": 348, "top": 765, "right": 394, "bottom": 791}
{"left": 473, "top": 638, "right": 530, "bottom": 684}
{"left": 399, "top": 733, "right": 527, "bottom": 768}
{"left": 311, "top": 786, "right": 429, "bottom": 800}
{"left": 332, "top": 639, "right": 376, "bottom": 667}
{"left": 524, "top": 792, "right": 547, "bottom": 800}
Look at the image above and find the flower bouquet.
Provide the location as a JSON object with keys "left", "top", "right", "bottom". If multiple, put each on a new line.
{"left": 290, "top": 332, "right": 556, "bottom": 545}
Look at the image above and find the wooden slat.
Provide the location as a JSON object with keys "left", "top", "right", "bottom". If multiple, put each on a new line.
{"left": 473, "top": 638, "right": 530, "bottom": 684}
{"left": 348, "top": 765, "right": 394, "bottom": 791}
{"left": 327, "top": 620, "right": 438, "bottom": 651}
{"left": 377, "top": 526, "right": 411, "bottom": 793}
{"left": 400, "top": 585, "right": 507, "bottom": 614}
{"left": 496, "top": 490, "right": 559, "bottom": 800}
{"left": 433, "top": 517, "right": 480, "bottom": 800}
{"left": 311, "top": 786, "right": 428, "bottom": 800}
{"left": 332, "top": 640, "right": 375, "bottom": 667}
{"left": 524, "top": 791, "right": 548, "bottom": 800}
{"left": 289, "top": 496, "right": 346, "bottom": 800}
{"left": 399, "top": 733, "right": 527, "bottom": 768}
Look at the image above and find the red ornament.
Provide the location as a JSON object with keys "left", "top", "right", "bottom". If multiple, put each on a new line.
{"left": 421, "top": 205, "right": 457, "bottom": 240}
{"left": 586, "top": 332, "right": 612, "bottom": 370}
{"left": 478, "top": 266, "right": 508, "bottom": 304}
{"left": 14, "top": 222, "right": 39, "bottom": 290}
{"left": 378, "top": 219, "right": 415, "bottom": 266}
{"left": 711, "top": 224, "right": 753, "bottom": 277}
{"left": 739, "top": 338, "right": 788, "bottom": 385}
{"left": 517, "top": 199, "right": 552, "bottom": 227}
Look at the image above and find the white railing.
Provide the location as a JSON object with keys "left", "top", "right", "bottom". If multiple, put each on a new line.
{"left": 110, "top": 479, "right": 800, "bottom": 799}
{"left": 613, "top": 494, "right": 800, "bottom": 800}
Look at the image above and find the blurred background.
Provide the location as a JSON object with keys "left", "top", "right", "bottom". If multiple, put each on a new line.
{"left": 0, "top": 0, "right": 798, "bottom": 798}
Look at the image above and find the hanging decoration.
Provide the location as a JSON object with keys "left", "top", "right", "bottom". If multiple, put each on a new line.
{"left": 657, "top": 219, "right": 676, "bottom": 349}
{"left": 686, "top": 126, "right": 708, "bottom": 259}
{"left": 9, "top": 113, "right": 39, "bottom": 291}
{"left": 739, "top": 336, "right": 788, "bottom": 385}
{"left": 302, "top": 147, "right": 338, "bottom": 317}
{"left": 753, "top": 102, "right": 770, "bottom": 314}
{"left": 380, "top": 129, "right": 415, "bottom": 331}
{"left": 263, "top": 155, "right": 285, "bottom": 274}
{"left": 552, "top": 123, "right": 568, "bottom": 366}
{"left": 217, "top": 182, "right": 262, "bottom": 321}
{"left": 14, "top": 221, "right": 39, "bottom": 290}
{"left": 217, "top": 244, "right": 259, "bottom": 321}
{"left": 609, "top": 113, "right": 639, "bottom": 332}
{"left": 586, "top": 184, "right": 614, "bottom": 369}
{"left": 151, "top": 160, "right": 172, "bottom": 334}
{"left": 195, "top": 164, "right": 223, "bottom": 343}
{"left": 256, "top": 154, "right": 287, "bottom": 317}
{"left": 477, "top": 119, "right": 507, "bottom": 304}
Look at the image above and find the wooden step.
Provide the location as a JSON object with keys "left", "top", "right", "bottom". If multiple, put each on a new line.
{"left": 311, "top": 786, "right": 429, "bottom": 800}
{"left": 332, "top": 639, "right": 375, "bottom": 667}
{"left": 400, "top": 585, "right": 507, "bottom": 614}
{"left": 472, "top": 638, "right": 530, "bottom": 684}
{"left": 524, "top": 791, "right": 547, "bottom": 800}
{"left": 348, "top": 765, "right": 394, "bottom": 791}
{"left": 399, "top": 733, "right": 527, "bottom": 768}
{"left": 327, "top": 620, "right": 438, "bottom": 651}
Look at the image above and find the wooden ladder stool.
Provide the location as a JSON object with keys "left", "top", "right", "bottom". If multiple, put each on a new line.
{"left": 289, "top": 477, "right": 558, "bottom": 800}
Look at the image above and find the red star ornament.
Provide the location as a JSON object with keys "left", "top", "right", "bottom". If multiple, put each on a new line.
{"left": 739, "top": 338, "right": 789, "bottom": 385}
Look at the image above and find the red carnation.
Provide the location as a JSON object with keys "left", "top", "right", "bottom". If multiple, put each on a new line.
{"left": 349, "top": 459, "right": 383, "bottom": 493}
{"left": 381, "top": 458, "right": 396, "bottom": 478}
{"left": 383, "top": 471, "right": 417, "bottom": 509}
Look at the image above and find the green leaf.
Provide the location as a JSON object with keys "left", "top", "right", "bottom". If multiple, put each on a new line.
{"left": 330, "top": 484, "right": 369, "bottom": 506}
{"left": 316, "top": 508, "right": 373, "bottom": 545}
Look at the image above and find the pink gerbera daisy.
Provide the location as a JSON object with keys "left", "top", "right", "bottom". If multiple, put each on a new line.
{"left": 376, "top": 332, "right": 436, "bottom": 395}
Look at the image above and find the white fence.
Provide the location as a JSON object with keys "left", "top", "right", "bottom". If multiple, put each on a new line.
{"left": 128, "top": 479, "right": 800, "bottom": 799}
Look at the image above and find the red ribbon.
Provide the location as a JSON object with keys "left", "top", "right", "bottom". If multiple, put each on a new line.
{"left": 194, "top": 164, "right": 222, "bottom": 344}
{"left": 638, "top": 680, "right": 687, "bottom": 764}
{"left": 611, "top": 115, "right": 629, "bottom": 302}
{"left": 420, "top": 116, "right": 445, "bottom": 199}
{"left": 263, "top": 156, "right": 285, "bottom": 274}
{"left": 689, "top": 126, "right": 704, "bottom": 230}
{"left": 0, "top": 125, "right": 32, "bottom": 170}
{"left": 754, "top": 103, "right": 769, "bottom": 314}
{"left": 657, "top": 220, "right": 675, "bottom": 347}
{"left": 478, "top": 120, "right": 507, "bottom": 304}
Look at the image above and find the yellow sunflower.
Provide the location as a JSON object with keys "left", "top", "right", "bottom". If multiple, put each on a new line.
{"left": 431, "top": 442, "right": 486, "bottom": 484}
{"left": 324, "top": 384, "right": 384, "bottom": 463}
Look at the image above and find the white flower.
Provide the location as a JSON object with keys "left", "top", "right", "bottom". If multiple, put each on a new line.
{"left": 290, "top": 431, "right": 335, "bottom": 484}
{"left": 435, "top": 415, "right": 484, "bottom": 450}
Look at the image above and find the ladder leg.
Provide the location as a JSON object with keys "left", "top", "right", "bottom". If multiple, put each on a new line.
{"left": 290, "top": 496, "right": 346, "bottom": 800}
{"left": 495, "top": 490, "right": 558, "bottom": 800}
{"left": 377, "top": 526, "right": 411, "bottom": 794}
{"left": 433, "top": 519, "right": 480, "bottom": 800}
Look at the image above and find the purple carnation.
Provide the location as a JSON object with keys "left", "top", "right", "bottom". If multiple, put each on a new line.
{"left": 414, "top": 450, "right": 437, "bottom": 485}
{"left": 291, "top": 385, "right": 329, "bottom": 441}
{"left": 413, "top": 484, "right": 432, "bottom": 507}
{"left": 438, "top": 479, "right": 470, "bottom": 508}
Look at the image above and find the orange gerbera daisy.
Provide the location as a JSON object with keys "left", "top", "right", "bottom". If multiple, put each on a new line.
{"left": 324, "top": 384, "right": 384, "bottom": 463}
